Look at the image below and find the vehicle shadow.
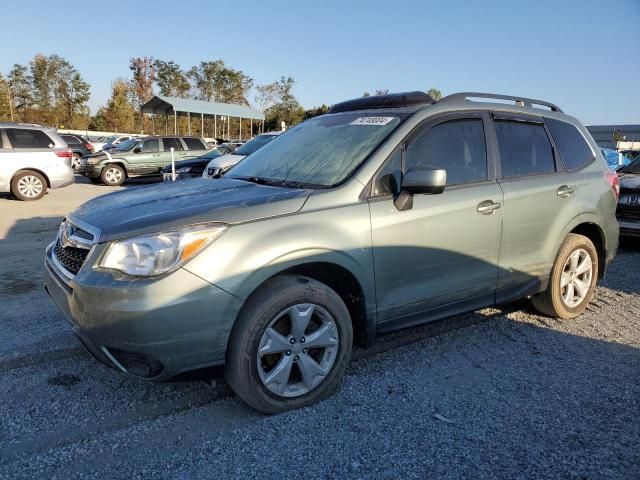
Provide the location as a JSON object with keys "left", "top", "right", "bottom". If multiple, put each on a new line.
{"left": 73, "top": 174, "right": 163, "bottom": 188}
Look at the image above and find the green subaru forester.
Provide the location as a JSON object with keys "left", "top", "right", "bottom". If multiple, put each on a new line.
{"left": 46, "top": 92, "right": 619, "bottom": 413}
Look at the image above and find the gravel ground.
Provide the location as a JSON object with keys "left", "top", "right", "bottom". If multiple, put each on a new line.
{"left": 1, "top": 178, "right": 639, "bottom": 479}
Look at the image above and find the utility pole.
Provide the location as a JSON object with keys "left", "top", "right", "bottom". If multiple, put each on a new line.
{"left": 6, "top": 83, "right": 14, "bottom": 121}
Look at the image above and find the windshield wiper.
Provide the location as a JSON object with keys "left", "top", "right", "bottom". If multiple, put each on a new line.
{"left": 230, "top": 176, "right": 324, "bottom": 189}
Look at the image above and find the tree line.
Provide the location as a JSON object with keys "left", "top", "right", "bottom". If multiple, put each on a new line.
{"left": 0, "top": 53, "right": 441, "bottom": 139}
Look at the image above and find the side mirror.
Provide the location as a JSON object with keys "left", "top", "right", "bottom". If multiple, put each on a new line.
{"left": 133, "top": 147, "right": 142, "bottom": 154}
{"left": 394, "top": 166, "right": 446, "bottom": 211}
{"left": 401, "top": 166, "right": 446, "bottom": 195}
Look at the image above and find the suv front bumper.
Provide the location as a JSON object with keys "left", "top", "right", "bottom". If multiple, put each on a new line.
{"left": 77, "top": 163, "right": 102, "bottom": 178}
{"left": 44, "top": 242, "right": 243, "bottom": 379}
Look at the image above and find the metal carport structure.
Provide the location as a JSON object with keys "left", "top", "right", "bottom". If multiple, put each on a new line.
{"left": 140, "top": 95, "right": 265, "bottom": 139}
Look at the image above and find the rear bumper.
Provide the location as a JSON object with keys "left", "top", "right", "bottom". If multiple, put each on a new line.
{"left": 44, "top": 243, "right": 243, "bottom": 379}
{"left": 49, "top": 165, "right": 75, "bottom": 189}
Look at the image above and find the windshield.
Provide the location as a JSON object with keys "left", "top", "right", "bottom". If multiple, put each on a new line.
{"left": 228, "top": 113, "right": 406, "bottom": 187}
{"left": 113, "top": 139, "right": 137, "bottom": 151}
{"left": 620, "top": 155, "right": 640, "bottom": 174}
{"left": 104, "top": 136, "right": 117, "bottom": 144}
{"left": 234, "top": 134, "right": 277, "bottom": 156}
{"left": 202, "top": 148, "right": 224, "bottom": 159}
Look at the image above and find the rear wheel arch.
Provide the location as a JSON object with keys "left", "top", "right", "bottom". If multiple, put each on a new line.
{"left": 569, "top": 223, "right": 606, "bottom": 279}
{"left": 11, "top": 168, "right": 51, "bottom": 188}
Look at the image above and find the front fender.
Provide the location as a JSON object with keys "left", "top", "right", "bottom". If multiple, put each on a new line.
{"left": 183, "top": 202, "right": 374, "bottom": 311}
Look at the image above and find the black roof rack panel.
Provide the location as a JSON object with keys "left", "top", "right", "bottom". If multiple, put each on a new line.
{"left": 437, "top": 92, "right": 563, "bottom": 113}
{"left": 328, "top": 91, "right": 434, "bottom": 114}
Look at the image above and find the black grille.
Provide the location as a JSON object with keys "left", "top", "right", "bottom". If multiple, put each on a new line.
{"left": 53, "top": 239, "right": 89, "bottom": 275}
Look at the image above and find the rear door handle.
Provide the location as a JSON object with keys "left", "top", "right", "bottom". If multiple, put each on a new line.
{"left": 477, "top": 200, "right": 501, "bottom": 214}
{"left": 557, "top": 185, "right": 575, "bottom": 198}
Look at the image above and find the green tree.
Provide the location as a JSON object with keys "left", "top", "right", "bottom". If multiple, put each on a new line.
{"left": 260, "top": 77, "right": 304, "bottom": 131}
{"left": 154, "top": 59, "right": 190, "bottom": 97}
{"left": 427, "top": 88, "right": 442, "bottom": 101}
{"left": 129, "top": 56, "right": 156, "bottom": 107}
{"left": 188, "top": 60, "right": 253, "bottom": 104}
{"left": 0, "top": 74, "right": 13, "bottom": 121}
{"left": 7, "top": 64, "right": 32, "bottom": 121}
{"left": 89, "top": 107, "right": 109, "bottom": 131}
{"left": 303, "top": 104, "right": 330, "bottom": 120}
{"left": 56, "top": 69, "right": 91, "bottom": 128}
{"left": 103, "top": 79, "right": 136, "bottom": 133}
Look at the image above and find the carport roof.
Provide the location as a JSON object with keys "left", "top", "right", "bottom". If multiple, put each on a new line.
{"left": 141, "top": 95, "right": 265, "bottom": 120}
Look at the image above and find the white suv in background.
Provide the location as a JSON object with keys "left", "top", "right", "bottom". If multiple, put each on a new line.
{"left": 0, "top": 122, "right": 74, "bottom": 201}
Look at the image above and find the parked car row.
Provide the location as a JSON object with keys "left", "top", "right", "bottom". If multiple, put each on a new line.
{"left": 78, "top": 136, "right": 209, "bottom": 186}
{"left": 44, "top": 91, "right": 622, "bottom": 414}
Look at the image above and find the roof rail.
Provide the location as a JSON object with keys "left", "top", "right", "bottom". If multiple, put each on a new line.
{"left": 437, "top": 92, "right": 563, "bottom": 113}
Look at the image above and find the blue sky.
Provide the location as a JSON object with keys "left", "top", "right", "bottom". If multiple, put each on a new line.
{"left": 1, "top": 0, "right": 638, "bottom": 125}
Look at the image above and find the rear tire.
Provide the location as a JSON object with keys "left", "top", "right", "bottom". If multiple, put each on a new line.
{"left": 11, "top": 170, "right": 47, "bottom": 201}
{"left": 226, "top": 275, "right": 353, "bottom": 414}
{"left": 532, "top": 233, "right": 598, "bottom": 319}
{"left": 100, "top": 164, "right": 125, "bottom": 186}
{"left": 72, "top": 154, "right": 81, "bottom": 171}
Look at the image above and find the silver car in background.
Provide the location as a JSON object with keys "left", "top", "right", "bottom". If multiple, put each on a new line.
{"left": 0, "top": 122, "right": 74, "bottom": 201}
{"left": 203, "top": 132, "right": 281, "bottom": 178}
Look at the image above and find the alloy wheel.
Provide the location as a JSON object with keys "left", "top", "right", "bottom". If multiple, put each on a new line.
{"left": 257, "top": 303, "right": 339, "bottom": 398}
{"left": 105, "top": 167, "right": 122, "bottom": 184}
{"left": 17, "top": 175, "right": 44, "bottom": 198}
{"left": 560, "top": 248, "right": 593, "bottom": 308}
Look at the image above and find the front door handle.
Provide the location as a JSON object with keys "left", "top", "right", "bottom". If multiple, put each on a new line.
{"left": 557, "top": 185, "right": 575, "bottom": 198}
{"left": 477, "top": 200, "right": 501, "bottom": 214}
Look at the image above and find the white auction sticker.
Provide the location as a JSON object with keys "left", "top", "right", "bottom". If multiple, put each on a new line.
{"left": 350, "top": 116, "right": 395, "bottom": 126}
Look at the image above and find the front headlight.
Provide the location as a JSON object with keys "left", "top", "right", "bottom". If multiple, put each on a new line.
{"left": 99, "top": 223, "right": 227, "bottom": 277}
{"left": 176, "top": 166, "right": 192, "bottom": 174}
{"left": 86, "top": 156, "right": 101, "bottom": 165}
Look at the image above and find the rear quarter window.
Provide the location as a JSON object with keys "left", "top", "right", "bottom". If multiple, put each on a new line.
{"left": 183, "top": 138, "right": 206, "bottom": 150}
{"left": 62, "top": 135, "right": 81, "bottom": 144}
{"left": 6, "top": 128, "right": 55, "bottom": 149}
{"left": 546, "top": 118, "right": 595, "bottom": 171}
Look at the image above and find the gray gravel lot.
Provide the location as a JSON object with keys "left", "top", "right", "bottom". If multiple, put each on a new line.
{"left": 1, "top": 178, "right": 639, "bottom": 479}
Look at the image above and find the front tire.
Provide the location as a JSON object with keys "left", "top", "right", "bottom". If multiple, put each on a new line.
{"left": 11, "top": 170, "right": 47, "bottom": 201}
{"left": 226, "top": 275, "right": 353, "bottom": 414}
{"left": 532, "top": 233, "right": 598, "bottom": 319}
{"left": 100, "top": 164, "right": 125, "bottom": 186}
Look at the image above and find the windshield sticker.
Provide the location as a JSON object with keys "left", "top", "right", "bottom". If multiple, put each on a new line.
{"left": 350, "top": 116, "right": 395, "bottom": 126}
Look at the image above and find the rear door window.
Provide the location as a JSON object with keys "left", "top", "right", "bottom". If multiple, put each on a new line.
{"left": 404, "top": 119, "right": 488, "bottom": 185}
{"left": 494, "top": 121, "right": 555, "bottom": 177}
{"left": 6, "top": 128, "right": 54, "bottom": 149}
{"left": 162, "top": 138, "right": 185, "bottom": 151}
{"left": 545, "top": 118, "right": 595, "bottom": 171}
{"left": 183, "top": 138, "right": 206, "bottom": 150}
{"left": 141, "top": 139, "right": 159, "bottom": 152}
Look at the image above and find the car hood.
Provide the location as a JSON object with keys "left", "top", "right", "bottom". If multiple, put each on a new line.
{"left": 619, "top": 173, "right": 640, "bottom": 191}
{"left": 70, "top": 178, "right": 311, "bottom": 242}
{"left": 206, "top": 154, "right": 245, "bottom": 169}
